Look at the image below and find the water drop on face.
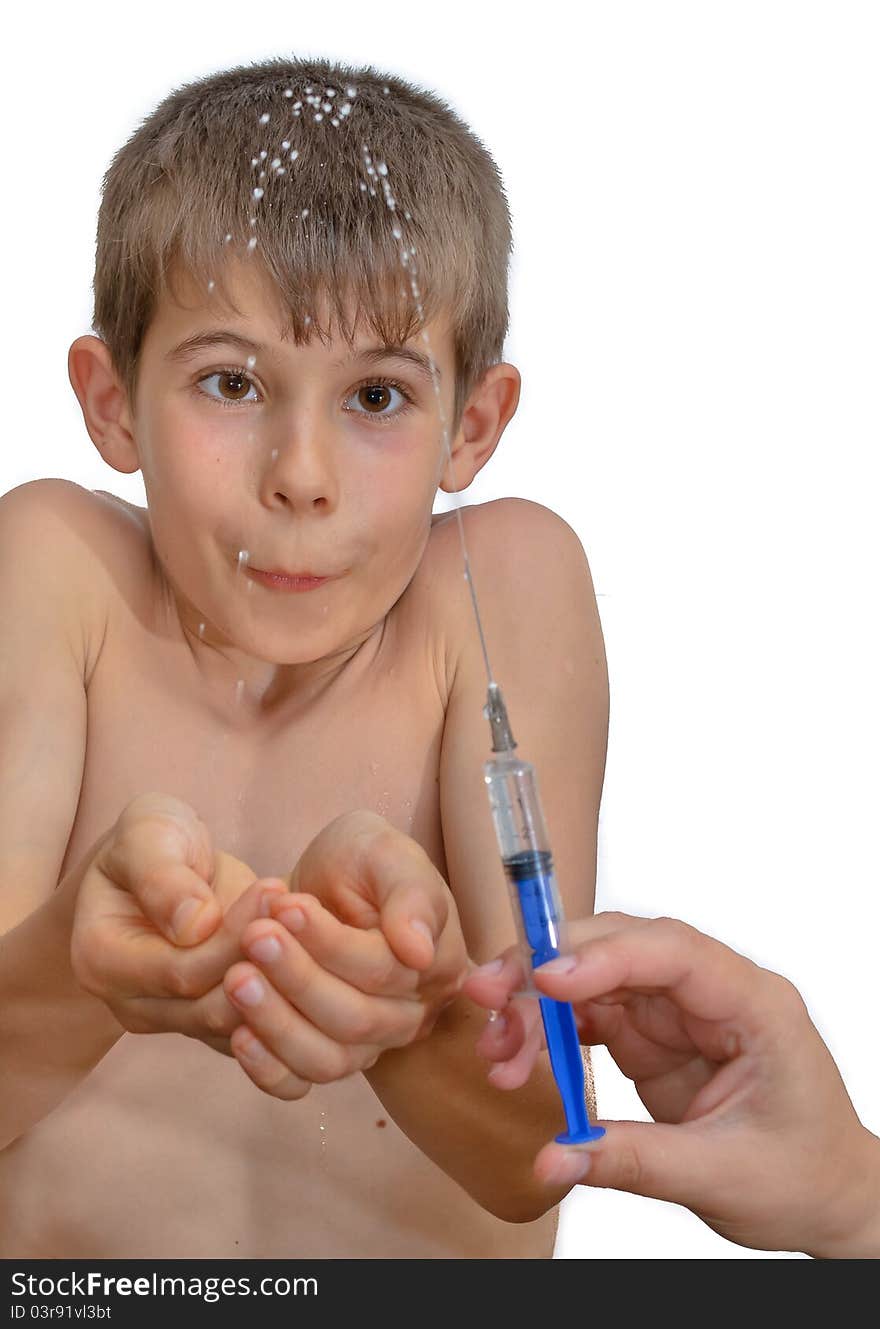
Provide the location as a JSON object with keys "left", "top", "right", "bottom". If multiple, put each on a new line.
{"left": 234, "top": 679, "right": 246, "bottom": 705}
{"left": 271, "top": 448, "right": 279, "bottom": 461}
{"left": 246, "top": 355, "right": 256, "bottom": 369}
{"left": 259, "top": 112, "right": 271, "bottom": 124}
{"left": 207, "top": 279, "right": 215, "bottom": 292}
{"left": 198, "top": 621, "right": 206, "bottom": 638}
{"left": 253, "top": 187, "right": 264, "bottom": 200}
{"left": 237, "top": 550, "right": 250, "bottom": 573}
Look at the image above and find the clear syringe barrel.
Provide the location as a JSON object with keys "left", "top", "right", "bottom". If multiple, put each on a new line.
{"left": 484, "top": 751, "right": 569, "bottom": 980}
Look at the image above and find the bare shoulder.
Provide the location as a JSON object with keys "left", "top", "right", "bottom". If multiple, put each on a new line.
{"left": 422, "top": 497, "right": 597, "bottom": 627}
{"left": 0, "top": 480, "right": 153, "bottom": 681}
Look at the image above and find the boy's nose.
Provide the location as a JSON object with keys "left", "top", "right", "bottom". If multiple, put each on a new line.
{"left": 260, "top": 428, "right": 339, "bottom": 512}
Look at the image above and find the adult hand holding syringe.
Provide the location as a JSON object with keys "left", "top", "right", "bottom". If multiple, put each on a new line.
{"left": 464, "top": 909, "right": 880, "bottom": 1257}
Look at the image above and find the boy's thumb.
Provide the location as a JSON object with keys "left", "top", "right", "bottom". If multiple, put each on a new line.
{"left": 538, "top": 1121, "right": 713, "bottom": 1210}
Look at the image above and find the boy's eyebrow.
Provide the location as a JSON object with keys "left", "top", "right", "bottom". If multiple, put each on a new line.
{"left": 166, "top": 330, "right": 439, "bottom": 380}
{"left": 334, "top": 345, "right": 439, "bottom": 382}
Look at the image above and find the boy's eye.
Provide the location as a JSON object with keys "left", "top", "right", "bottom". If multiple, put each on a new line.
{"left": 345, "top": 380, "right": 411, "bottom": 420}
{"left": 197, "top": 370, "right": 260, "bottom": 404}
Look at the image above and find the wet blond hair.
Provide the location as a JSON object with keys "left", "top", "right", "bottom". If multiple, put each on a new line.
{"left": 92, "top": 56, "right": 513, "bottom": 430}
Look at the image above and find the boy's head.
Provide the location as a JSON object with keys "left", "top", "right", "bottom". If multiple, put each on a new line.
{"left": 69, "top": 58, "right": 520, "bottom": 686}
{"left": 91, "top": 55, "right": 514, "bottom": 438}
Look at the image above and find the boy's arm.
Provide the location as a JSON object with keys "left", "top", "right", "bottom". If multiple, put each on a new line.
{"left": 0, "top": 480, "right": 123, "bottom": 1148}
{"left": 366, "top": 499, "right": 609, "bottom": 1221}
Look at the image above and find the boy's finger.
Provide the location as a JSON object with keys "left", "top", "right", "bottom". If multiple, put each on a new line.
{"left": 223, "top": 961, "right": 382, "bottom": 1083}
{"left": 230, "top": 1026, "right": 313, "bottom": 1101}
{"left": 239, "top": 921, "right": 423, "bottom": 1045}
{"left": 98, "top": 838, "right": 221, "bottom": 946}
{"left": 365, "top": 841, "right": 450, "bottom": 971}
{"left": 268, "top": 894, "right": 420, "bottom": 996}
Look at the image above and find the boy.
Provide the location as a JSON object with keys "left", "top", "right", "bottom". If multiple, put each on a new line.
{"left": 0, "top": 57, "right": 608, "bottom": 1258}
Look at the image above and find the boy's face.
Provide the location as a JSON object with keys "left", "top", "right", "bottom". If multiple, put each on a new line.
{"left": 128, "top": 260, "right": 456, "bottom": 699}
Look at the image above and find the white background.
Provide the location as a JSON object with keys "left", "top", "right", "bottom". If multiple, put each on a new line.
{"left": 2, "top": 2, "right": 877, "bottom": 1259}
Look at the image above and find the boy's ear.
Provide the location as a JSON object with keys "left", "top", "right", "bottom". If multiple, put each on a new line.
{"left": 68, "top": 335, "right": 141, "bottom": 475}
{"left": 437, "top": 362, "right": 521, "bottom": 493}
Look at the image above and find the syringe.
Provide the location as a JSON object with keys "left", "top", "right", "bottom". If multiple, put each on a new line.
{"left": 483, "top": 682, "right": 605, "bottom": 1145}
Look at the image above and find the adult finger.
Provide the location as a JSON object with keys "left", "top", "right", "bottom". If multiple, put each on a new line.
{"left": 533, "top": 916, "right": 776, "bottom": 1035}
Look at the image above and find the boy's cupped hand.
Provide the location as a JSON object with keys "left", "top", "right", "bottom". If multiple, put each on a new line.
{"left": 70, "top": 797, "right": 469, "bottom": 1094}
{"left": 224, "top": 810, "right": 469, "bottom": 1100}
{"left": 70, "top": 792, "right": 288, "bottom": 1055}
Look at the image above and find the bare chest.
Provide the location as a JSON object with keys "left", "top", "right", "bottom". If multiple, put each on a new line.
{"left": 61, "top": 599, "right": 448, "bottom": 884}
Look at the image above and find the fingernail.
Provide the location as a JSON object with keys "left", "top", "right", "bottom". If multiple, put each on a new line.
{"left": 172, "top": 897, "right": 206, "bottom": 940}
{"left": 259, "top": 888, "right": 283, "bottom": 918}
{"left": 471, "top": 958, "right": 504, "bottom": 978}
{"left": 277, "top": 906, "right": 306, "bottom": 933}
{"left": 539, "top": 955, "right": 578, "bottom": 974}
{"left": 237, "top": 1031, "right": 267, "bottom": 1062}
{"left": 410, "top": 919, "right": 434, "bottom": 946}
{"left": 543, "top": 1150, "right": 593, "bottom": 1186}
{"left": 247, "top": 935, "right": 281, "bottom": 965}
{"left": 231, "top": 976, "right": 265, "bottom": 1007}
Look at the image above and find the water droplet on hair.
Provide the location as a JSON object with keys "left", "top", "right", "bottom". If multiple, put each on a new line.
{"left": 284, "top": 89, "right": 293, "bottom": 98}
{"left": 339, "top": 103, "right": 351, "bottom": 117}
{"left": 247, "top": 237, "right": 258, "bottom": 251}
{"left": 289, "top": 149, "right": 299, "bottom": 161}
{"left": 259, "top": 112, "right": 270, "bottom": 124}
{"left": 253, "top": 187, "right": 264, "bottom": 200}
{"left": 259, "top": 150, "right": 268, "bottom": 161}
{"left": 382, "top": 86, "right": 390, "bottom": 95}
{"left": 281, "top": 140, "right": 290, "bottom": 150}
{"left": 322, "top": 102, "right": 332, "bottom": 113}
{"left": 346, "top": 86, "right": 357, "bottom": 98}
{"left": 270, "top": 158, "right": 281, "bottom": 170}
{"left": 301, "top": 209, "right": 309, "bottom": 220}
{"left": 292, "top": 101, "right": 302, "bottom": 111}
{"left": 377, "top": 162, "right": 388, "bottom": 176}
{"left": 225, "top": 233, "right": 233, "bottom": 242}
{"left": 331, "top": 118, "right": 339, "bottom": 127}
{"left": 325, "top": 88, "right": 336, "bottom": 96}
{"left": 314, "top": 113, "right": 323, "bottom": 122}
{"left": 250, "top": 157, "right": 259, "bottom": 168}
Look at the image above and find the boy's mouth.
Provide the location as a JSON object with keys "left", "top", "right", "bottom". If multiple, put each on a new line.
{"left": 246, "top": 567, "right": 339, "bottom": 593}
